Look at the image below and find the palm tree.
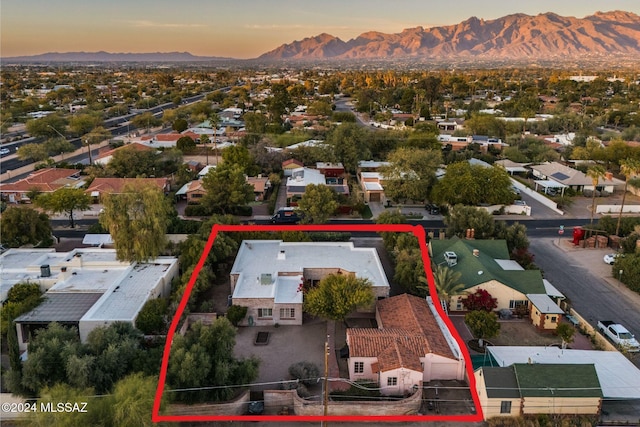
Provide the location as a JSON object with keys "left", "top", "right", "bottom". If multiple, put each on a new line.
{"left": 209, "top": 112, "right": 219, "bottom": 166}
{"left": 586, "top": 165, "right": 606, "bottom": 226}
{"left": 616, "top": 158, "right": 640, "bottom": 236}
{"left": 418, "top": 264, "right": 466, "bottom": 311}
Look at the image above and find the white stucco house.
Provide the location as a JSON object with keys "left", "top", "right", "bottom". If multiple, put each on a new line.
{"left": 229, "top": 240, "right": 390, "bottom": 326}
{"left": 1, "top": 248, "right": 178, "bottom": 351}
{"left": 346, "top": 294, "right": 466, "bottom": 396}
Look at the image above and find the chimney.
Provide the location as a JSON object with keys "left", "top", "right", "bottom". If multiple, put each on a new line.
{"left": 473, "top": 249, "right": 480, "bottom": 257}
{"left": 277, "top": 250, "right": 286, "bottom": 260}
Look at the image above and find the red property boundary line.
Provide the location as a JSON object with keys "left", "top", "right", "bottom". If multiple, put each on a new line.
{"left": 152, "top": 223, "right": 484, "bottom": 423}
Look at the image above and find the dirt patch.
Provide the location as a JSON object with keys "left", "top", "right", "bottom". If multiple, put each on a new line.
{"left": 490, "top": 321, "right": 565, "bottom": 347}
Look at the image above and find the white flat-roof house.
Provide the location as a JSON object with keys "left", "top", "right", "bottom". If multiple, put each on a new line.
{"left": 229, "top": 241, "right": 390, "bottom": 326}
{"left": 1, "top": 248, "right": 178, "bottom": 351}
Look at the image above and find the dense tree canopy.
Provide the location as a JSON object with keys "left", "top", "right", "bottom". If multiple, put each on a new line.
{"left": 380, "top": 147, "right": 442, "bottom": 203}
{"left": 445, "top": 205, "right": 496, "bottom": 239}
{"left": 303, "top": 274, "right": 375, "bottom": 322}
{"left": 0, "top": 207, "right": 53, "bottom": 248}
{"left": 432, "top": 162, "right": 514, "bottom": 206}
{"left": 297, "top": 184, "right": 339, "bottom": 224}
{"left": 167, "top": 318, "right": 259, "bottom": 403}
{"left": 201, "top": 164, "right": 254, "bottom": 214}
{"left": 99, "top": 181, "right": 173, "bottom": 262}
{"left": 325, "top": 123, "right": 371, "bottom": 173}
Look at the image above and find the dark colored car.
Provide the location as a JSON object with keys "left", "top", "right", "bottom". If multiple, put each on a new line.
{"left": 271, "top": 208, "right": 301, "bottom": 224}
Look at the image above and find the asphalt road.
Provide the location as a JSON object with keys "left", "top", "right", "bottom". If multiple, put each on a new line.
{"left": 529, "top": 238, "right": 640, "bottom": 362}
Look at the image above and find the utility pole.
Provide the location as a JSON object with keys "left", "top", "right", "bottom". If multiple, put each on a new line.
{"left": 322, "top": 335, "right": 329, "bottom": 426}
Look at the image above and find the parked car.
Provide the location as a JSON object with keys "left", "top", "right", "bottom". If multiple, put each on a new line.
{"left": 0, "top": 148, "right": 11, "bottom": 156}
{"left": 597, "top": 320, "right": 640, "bottom": 352}
{"left": 425, "top": 203, "right": 440, "bottom": 215}
{"left": 603, "top": 253, "right": 622, "bottom": 265}
{"left": 511, "top": 186, "right": 521, "bottom": 195}
{"left": 271, "top": 207, "right": 301, "bottom": 224}
{"left": 514, "top": 200, "right": 527, "bottom": 206}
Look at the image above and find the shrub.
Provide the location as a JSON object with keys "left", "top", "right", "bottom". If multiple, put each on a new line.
{"left": 229, "top": 205, "right": 253, "bottom": 216}
{"left": 288, "top": 361, "right": 320, "bottom": 386}
{"left": 226, "top": 305, "right": 248, "bottom": 326}
{"left": 184, "top": 204, "right": 211, "bottom": 217}
{"left": 135, "top": 298, "right": 169, "bottom": 334}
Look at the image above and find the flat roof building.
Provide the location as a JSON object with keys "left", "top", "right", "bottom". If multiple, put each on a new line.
{"left": 1, "top": 248, "right": 179, "bottom": 350}
{"left": 230, "top": 240, "right": 390, "bottom": 326}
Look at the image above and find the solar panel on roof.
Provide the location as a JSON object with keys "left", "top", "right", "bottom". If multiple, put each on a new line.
{"left": 551, "top": 172, "right": 570, "bottom": 180}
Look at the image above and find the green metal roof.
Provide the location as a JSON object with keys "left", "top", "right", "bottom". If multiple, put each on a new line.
{"left": 514, "top": 364, "right": 603, "bottom": 398}
{"left": 430, "top": 237, "right": 546, "bottom": 294}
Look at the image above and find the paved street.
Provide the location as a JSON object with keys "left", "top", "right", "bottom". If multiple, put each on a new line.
{"left": 529, "top": 237, "right": 640, "bottom": 367}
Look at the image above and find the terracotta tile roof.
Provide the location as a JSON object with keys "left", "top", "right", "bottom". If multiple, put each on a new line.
{"left": 95, "top": 142, "right": 154, "bottom": 160}
{"left": 376, "top": 294, "right": 455, "bottom": 359}
{"left": 246, "top": 176, "right": 269, "bottom": 193}
{"left": 0, "top": 168, "right": 81, "bottom": 193}
{"left": 186, "top": 180, "right": 204, "bottom": 193}
{"left": 347, "top": 328, "right": 426, "bottom": 372}
{"left": 86, "top": 178, "right": 168, "bottom": 195}
{"left": 282, "top": 159, "right": 303, "bottom": 168}
{"left": 155, "top": 133, "right": 183, "bottom": 142}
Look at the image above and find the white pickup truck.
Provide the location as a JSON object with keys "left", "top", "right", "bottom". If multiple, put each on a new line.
{"left": 597, "top": 321, "right": 640, "bottom": 352}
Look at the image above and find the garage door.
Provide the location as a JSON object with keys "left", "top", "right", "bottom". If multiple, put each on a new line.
{"left": 369, "top": 192, "right": 380, "bottom": 202}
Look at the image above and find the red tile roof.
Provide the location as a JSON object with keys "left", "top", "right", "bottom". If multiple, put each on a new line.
{"left": 346, "top": 294, "right": 455, "bottom": 372}
{"left": 348, "top": 328, "right": 425, "bottom": 373}
{"left": 0, "top": 168, "right": 81, "bottom": 193}
{"left": 282, "top": 158, "right": 303, "bottom": 168}
{"left": 95, "top": 142, "right": 154, "bottom": 160}
{"left": 376, "top": 294, "right": 454, "bottom": 359}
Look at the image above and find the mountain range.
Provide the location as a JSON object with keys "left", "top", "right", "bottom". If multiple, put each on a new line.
{"left": 4, "top": 11, "right": 640, "bottom": 63}
{"left": 2, "top": 51, "right": 230, "bottom": 62}
{"left": 258, "top": 10, "right": 640, "bottom": 60}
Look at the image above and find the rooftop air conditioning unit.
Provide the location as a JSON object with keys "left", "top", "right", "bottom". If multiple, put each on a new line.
{"left": 444, "top": 251, "right": 457, "bottom": 267}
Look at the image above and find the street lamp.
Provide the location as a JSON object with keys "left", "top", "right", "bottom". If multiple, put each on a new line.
{"left": 619, "top": 270, "right": 624, "bottom": 282}
{"left": 47, "top": 125, "right": 68, "bottom": 160}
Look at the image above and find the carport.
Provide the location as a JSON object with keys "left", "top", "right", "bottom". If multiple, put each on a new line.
{"left": 533, "top": 179, "right": 567, "bottom": 196}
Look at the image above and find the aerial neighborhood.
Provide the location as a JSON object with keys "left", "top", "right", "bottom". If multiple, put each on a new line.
{"left": 1, "top": 61, "right": 640, "bottom": 426}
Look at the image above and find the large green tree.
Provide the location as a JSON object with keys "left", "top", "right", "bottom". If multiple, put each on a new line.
{"left": 69, "top": 111, "right": 104, "bottom": 136}
{"left": 303, "top": 274, "right": 375, "bottom": 322}
{"left": 35, "top": 187, "right": 91, "bottom": 228}
{"left": 325, "top": 123, "right": 371, "bottom": 173}
{"left": 0, "top": 207, "right": 53, "bottom": 248}
{"left": 99, "top": 181, "right": 173, "bottom": 262}
{"left": 432, "top": 162, "right": 514, "bottom": 206}
{"left": 201, "top": 164, "right": 254, "bottom": 214}
{"left": 167, "top": 318, "right": 259, "bottom": 403}
{"left": 445, "top": 205, "right": 495, "bottom": 239}
{"left": 25, "top": 114, "right": 68, "bottom": 138}
{"left": 380, "top": 147, "right": 442, "bottom": 203}
{"left": 297, "top": 184, "right": 339, "bottom": 224}
{"left": 106, "top": 146, "right": 159, "bottom": 178}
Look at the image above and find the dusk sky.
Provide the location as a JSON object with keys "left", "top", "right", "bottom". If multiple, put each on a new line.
{"left": 2, "top": 0, "right": 639, "bottom": 58}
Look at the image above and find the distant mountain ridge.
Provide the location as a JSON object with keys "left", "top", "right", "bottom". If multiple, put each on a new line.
{"left": 2, "top": 51, "right": 231, "bottom": 62}
{"left": 258, "top": 10, "right": 640, "bottom": 60}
